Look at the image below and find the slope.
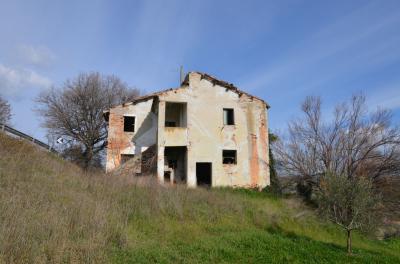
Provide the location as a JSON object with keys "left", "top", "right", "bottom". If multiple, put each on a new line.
{"left": 0, "top": 133, "right": 398, "bottom": 264}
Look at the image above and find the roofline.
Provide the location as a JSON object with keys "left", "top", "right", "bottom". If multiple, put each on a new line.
{"left": 104, "top": 71, "right": 270, "bottom": 113}
{"left": 185, "top": 72, "right": 270, "bottom": 109}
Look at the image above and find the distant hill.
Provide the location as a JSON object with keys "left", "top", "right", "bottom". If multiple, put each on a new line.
{"left": 0, "top": 132, "right": 399, "bottom": 263}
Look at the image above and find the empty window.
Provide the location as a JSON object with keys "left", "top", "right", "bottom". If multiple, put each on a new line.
{"left": 124, "top": 116, "right": 135, "bottom": 132}
{"left": 223, "top": 108, "right": 234, "bottom": 125}
{"left": 165, "top": 121, "right": 176, "bottom": 127}
{"left": 223, "top": 150, "right": 237, "bottom": 164}
{"left": 165, "top": 102, "right": 187, "bottom": 127}
{"left": 121, "top": 154, "right": 135, "bottom": 164}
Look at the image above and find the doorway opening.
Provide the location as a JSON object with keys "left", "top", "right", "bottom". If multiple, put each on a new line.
{"left": 196, "top": 162, "right": 212, "bottom": 187}
{"left": 164, "top": 146, "right": 187, "bottom": 184}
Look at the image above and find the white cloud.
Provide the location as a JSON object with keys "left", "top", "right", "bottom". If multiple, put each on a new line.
{"left": 0, "top": 64, "right": 52, "bottom": 97}
{"left": 17, "top": 44, "right": 55, "bottom": 67}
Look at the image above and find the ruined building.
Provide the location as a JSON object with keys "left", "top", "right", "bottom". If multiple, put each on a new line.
{"left": 104, "top": 72, "right": 270, "bottom": 188}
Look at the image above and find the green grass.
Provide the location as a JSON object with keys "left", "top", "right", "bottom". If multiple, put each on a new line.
{"left": 111, "top": 188, "right": 399, "bottom": 264}
{"left": 0, "top": 133, "right": 399, "bottom": 263}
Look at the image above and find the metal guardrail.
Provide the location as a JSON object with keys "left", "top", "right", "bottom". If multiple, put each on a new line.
{"left": 0, "top": 123, "right": 58, "bottom": 154}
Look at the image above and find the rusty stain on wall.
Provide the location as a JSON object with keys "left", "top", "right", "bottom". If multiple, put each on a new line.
{"left": 105, "top": 72, "right": 270, "bottom": 189}
{"left": 259, "top": 111, "right": 269, "bottom": 185}
{"left": 250, "top": 134, "right": 260, "bottom": 186}
{"left": 107, "top": 113, "right": 131, "bottom": 168}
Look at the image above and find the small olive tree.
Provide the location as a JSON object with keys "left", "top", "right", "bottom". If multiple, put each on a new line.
{"left": 317, "top": 173, "right": 380, "bottom": 254}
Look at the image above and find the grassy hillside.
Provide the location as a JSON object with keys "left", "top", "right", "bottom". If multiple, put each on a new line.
{"left": 0, "top": 133, "right": 399, "bottom": 263}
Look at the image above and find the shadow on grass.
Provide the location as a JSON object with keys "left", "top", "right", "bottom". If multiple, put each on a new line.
{"left": 264, "top": 224, "right": 400, "bottom": 263}
{"left": 111, "top": 224, "right": 400, "bottom": 264}
{"left": 213, "top": 186, "right": 281, "bottom": 200}
{"left": 266, "top": 225, "right": 344, "bottom": 251}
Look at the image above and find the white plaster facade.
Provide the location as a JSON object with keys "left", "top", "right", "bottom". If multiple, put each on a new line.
{"left": 105, "top": 72, "right": 270, "bottom": 188}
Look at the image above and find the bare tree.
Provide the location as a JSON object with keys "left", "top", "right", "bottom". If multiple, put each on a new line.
{"left": 274, "top": 94, "right": 400, "bottom": 199}
{"left": 317, "top": 172, "right": 381, "bottom": 254}
{"left": 0, "top": 96, "right": 11, "bottom": 124}
{"left": 36, "top": 72, "right": 140, "bottom": 168}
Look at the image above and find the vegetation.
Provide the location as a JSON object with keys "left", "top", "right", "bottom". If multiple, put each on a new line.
{"left": 273, "top": 94, "right": 400, "bottom": 251}
{"left": 35, "top": 72, "right": 140, "bottom": 168}
{"left": 1, "top": 133, "right": 399, "bottom": 263}
{"left": 0, "top": 95, "right": 11, "bottom": 124}
{"left": 317, "top": 173, "right": 381, "bottom": 254}
{"left": 274, "top": 94, "right": 400, "bottom": 198}
{"left": 265, "top": 132, "right": 281, "bottom": 195}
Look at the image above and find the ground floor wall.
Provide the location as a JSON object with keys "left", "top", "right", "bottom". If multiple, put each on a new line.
{"left": 158, "top": 144, "right": 269, "bottom": 188}
{"left": 156, "top": 94, "right": 270, "bottom": 188}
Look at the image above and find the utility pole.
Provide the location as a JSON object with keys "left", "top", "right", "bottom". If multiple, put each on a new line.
{"left": 180, "top": 65, "right": 184, "bottom": 85}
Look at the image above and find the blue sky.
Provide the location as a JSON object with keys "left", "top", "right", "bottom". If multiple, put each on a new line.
{"left": 0, "top": 0, "right": 399, "bottom": 142}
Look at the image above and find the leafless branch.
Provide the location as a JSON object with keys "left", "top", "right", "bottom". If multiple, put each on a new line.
{"left": 35, "top": 72, "right": 140, "bottom": 168}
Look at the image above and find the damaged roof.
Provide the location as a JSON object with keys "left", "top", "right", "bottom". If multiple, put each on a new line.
{"left": 186, "top": 72, "right": 270, "bottom": 108}
{"left": 104, "top": 71, "right": 270, "bottom": 114}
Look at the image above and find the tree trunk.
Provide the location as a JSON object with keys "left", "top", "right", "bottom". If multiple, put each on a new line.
{"left": 83, "top": 146, "right": 93, "bottom": 169}
{"left": 347, "top": 229, "right": 352, "bottom": 255}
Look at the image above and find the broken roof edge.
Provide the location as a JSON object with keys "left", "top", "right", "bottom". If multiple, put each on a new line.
{"left": 103, "top": 88, "right": 178, "bottom": 113}
{"left": 104, "top": 71, "right": 270, "bottom": 113}
{"left": 184, "top": 71, "right": 270, "bottom": 109}
{"left": 102, "top": 87, "right": 184, "bottom": 118}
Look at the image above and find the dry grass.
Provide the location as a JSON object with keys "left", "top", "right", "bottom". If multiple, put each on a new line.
{"left": 0, "top": 133, "right": 251, "bottom": 263}
{"left": 1, "top": 133, "right": 399, "bottom": 263}
{"left": 0, "top": 133, "right": 131, "bottom": 263}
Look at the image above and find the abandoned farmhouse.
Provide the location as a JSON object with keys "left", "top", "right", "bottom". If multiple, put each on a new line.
{"left": 104, "top": 72, "right": 270, "bottom": 188}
